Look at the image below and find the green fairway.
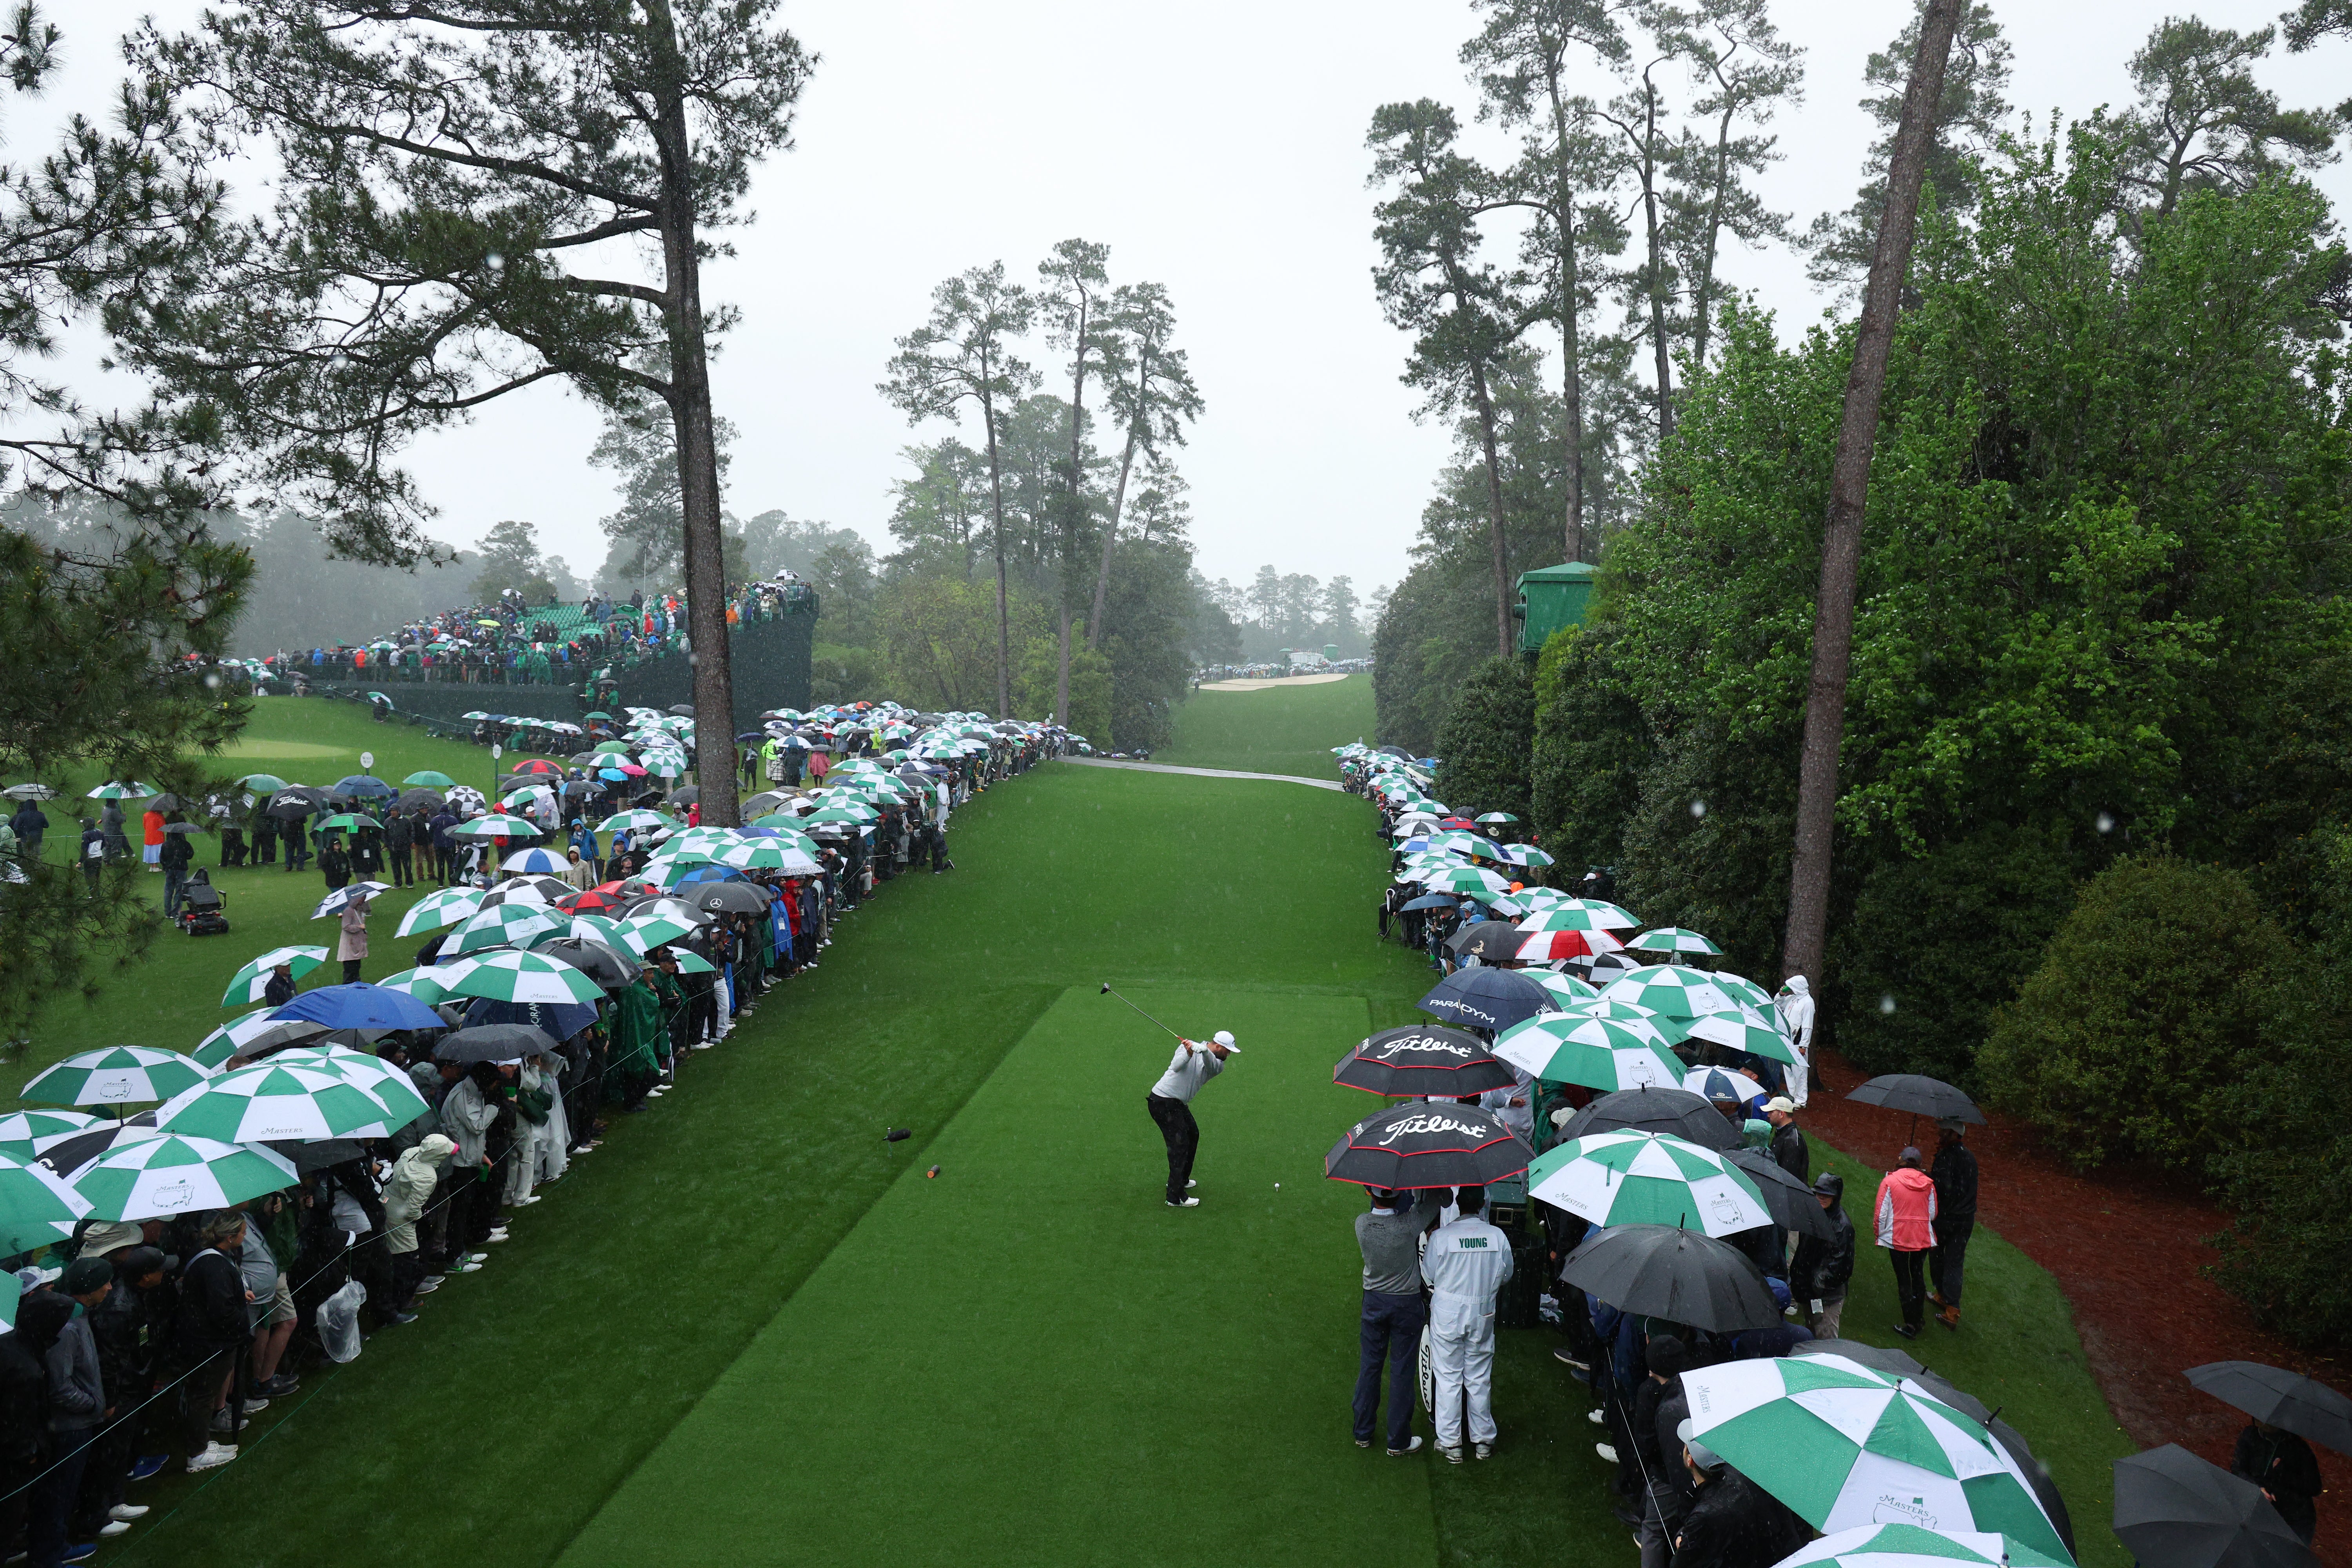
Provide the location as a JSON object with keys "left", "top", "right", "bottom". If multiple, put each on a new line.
{"left": 1156, "top": 673, "right": 1373, "bottom": 779}
{"left": 23, "top": 703, "right": 2129, "bottom": 1568}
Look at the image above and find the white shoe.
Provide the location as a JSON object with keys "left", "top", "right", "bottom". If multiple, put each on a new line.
{"left": 513, "top": 1195, "right": 541, "bottom": 1205}
{"left": 464, "top": 1252, "right": 489, "bottom": 1263}
{"left": 1186, "top": 1178, "right": 1197, "bottom": 1188}
{"left": 452, "top": 1261, "right": 483, "bottom": 1273}
{"left": 100, "top": 1521, "right": 131, "bottom": 1536}
{"left": 691, "top": 1042, "right": 712, "bottom": 1051}
{"left": 413, "top": 1280, "right": 441, "bottom": 1294}
{"left": 187, "top": 1442, "right": 238, "bottom": 1472}
{"left": 109, "top": 1505, "right": 149, "bottom": 1522}
{"left": 1475, "top": 1441, "right": 1493, "bottom": 1460}
{"left": 1440, "top": 1445, "right": 1465, "bottom": 1465}
{"left": 1594, "top": 1443, "right": 1618, "bottom": 1463}
{"left": 1588, "top": 1409, "right": 1606, "bottom": 1425}
{"left": 1165, "top": 1196, "right": 1199, "bottom": 1208}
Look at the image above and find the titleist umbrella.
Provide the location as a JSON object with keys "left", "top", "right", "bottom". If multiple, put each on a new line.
{"left": 2112, "top": 1444, "right": 2316, "bottom": 1568}
{"left": 1332, "top": 1025, "right": 1517, "bottom": 1098}
{"left": 1555, "top": 1087, "right": 1738, "bottom": 1152}
{"left": 1417, "top": 967, "right": 1556, "bottom": 1032}
{"left": 1323, "top": 1102, "right": 1532, "bottom": 1191}
{"left": 1557, "top": 1223, "right": 1780, "bottom": 1332}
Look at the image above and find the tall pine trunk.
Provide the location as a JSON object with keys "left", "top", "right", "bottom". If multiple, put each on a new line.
{"left": 1087, "top": 346, "right": 1149, "bottom": 652}
{"left": 1638, "top": 76, "right": 1674, "bottom": 447}
{"left": 1471, "top": 359, "right": 1514, "bottom": 661}
{"left": 649, "top": 0, "right": 736, "bottom": 826}
{"left": 1056, "top": 301, "right": 1091, "bottom": 726}
{"left": 982, "top": 387, "right": 1012, "bottom": 720}
{"left": 1544, "top": 65, "right": 1587, "bottom": 564}
{"left": 1781, "top": 0, "right": 1964, "bottom": 986}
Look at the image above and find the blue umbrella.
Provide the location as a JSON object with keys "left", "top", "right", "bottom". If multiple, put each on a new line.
{"left": 1418, "top": 967, "right": 1557, "bottom": 1032}
{"left": 672, "top": 864, "right": 746, "bottom": 886}
{"left": 733, "top": 825, "right": 784, "bottom": 838}
{"left": 270, "top": 983, "right": 448, "bottom": 1034}
{"left": 332, "top": 775, "right": 396, "bottom": 799}
{"left": 1399, "top": 893, "right": 1459, "bottom": 912}
{"left": 598, "top": 768, "right": 630, "bottom": 782}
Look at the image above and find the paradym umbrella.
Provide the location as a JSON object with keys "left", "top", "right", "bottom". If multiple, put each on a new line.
{"left": 1417, "top": 967, "right": 1558, "bottom": 1032}
{"left": 1559, "top": 1223, "right": 1780, "bottom": 1331}
{"left": 2112, "top": 1444, "right": 2315, "bottom": 1568}
{"left": 1331, "top": 1025, "right": 1517, "bottom": 1098}
{"left": 70, "top": 1133, "right": 298, "bottom": 1221}
{"left": 1323, "top": 1102, "right": 1533, "bottom": 1191}
{"left": 1528, "top": 1131, "right": 1774, "bottom": 1236}
{"left": 221, "top": 947, "right": 328, "bottom": 1007}
{"left": 2184, "top": 1362, "right": 2352, "bottom": 1455}
{"left": 21, "top": 1047, "right": 210, "bottom": 1108}
{"left": 1555, "top": 1087, "right": 1739, "bottom": 1152}
{"left": 1770, "top": 1524, "right": 2071, "bottom": 1568}
{"left": 1681, "top": 1352, "right": 2070, "bottom": 1564}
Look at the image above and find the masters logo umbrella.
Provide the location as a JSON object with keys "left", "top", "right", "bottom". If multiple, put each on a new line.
{"left": 396, "top": 886, "right": 485, "bottom": 937}
{"left": 1528, "top": 1130, "right": 1774, "bottom": 1235}
{"left": 1625, "top": 926, "right": 1723, "bottom": 956}
{"left": 0, "top": 1148, "right": 90, "bottom": 1236}
{"left": 71, "top": 1132, "right": 298, "bottom": 1221}
{"left": 21, "top": 1047, "right": 210, "bottom": 1108}
{"left": 447, "top": 902, "right": 561, "bottom": 956}
{"left": 1679, "top": 1352, "right": 2071, "bottom": 1564}
{"left": 1601, "top": 965, "right": 1738, "bottom": 1017}
{"left": 157, "top": 1059, "right": 427, "bottom": 1142}
{"left": 1495, "top": 1012, "right": 1686, "bottom": 1094}
{"left": 1680, "top": 1004, "right": 1798, "bottom": 1064}
{"left": 1332, "top": 1025, "right": 1517, "bottom": 1098}
{"left": 1772, "top": 1524, "right": 2070, "bottom": 1568}
{"left": 221, "top": 947, "right": 328, "bottom": 1006}
{"left": 1323, "top": 1102, "right": 1533, "bottom": 1191}
{"left": 430, "top": 950, "right": 603, "bottom": 1005}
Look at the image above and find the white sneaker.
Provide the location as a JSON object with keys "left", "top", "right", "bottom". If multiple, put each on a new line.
{"left": 1440, "top": 1445, "right": 1465, "bottom": 1465}
{"left": 452, "top": 1261, "right": 483, "bottom": 1273}
{"left": 187, "top": 1442, "right": 238, "bottom": 1472}
{"left": 1186, "top": 1178, "right": 1197, "bottom": 1188}
{"left": 1475, "top": 1441, "right": 1493, "bottom": 1460}
{"left": 485, "top": 1231, "right": 509, "bottom": 1243}
{"left": 1594, "top": 1443, "right": 1618, "bottom": 1463}
{"left": 1165, "top": 1196, "right": 1199, "bottom": 1208}
{"left": 100, "top": 1521, "right": 131, "bottom": 1537}
{"left": 109, "top": 1505, "right": 149, "bottom": 1522}
{"left": 1588, "top": 1409, "right": 1606, "bottom": 1425}
{"left": 465, "top": 1251, "right": 489, "bottom": 1262}
{"left": 513, "top": 1195, "right": 541, "bottom": 1205}
{"left": 691, "top": 1042, "right": 712, "bottom": 1051}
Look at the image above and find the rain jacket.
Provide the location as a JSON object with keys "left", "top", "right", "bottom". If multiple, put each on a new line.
{"left": 1873, "top": 1166, "right": 1937, "bottom": 1251}
{"left": 383, "top": 1137, "right": 453, "bottom": 1254}
{"left": 44, "top": 1310, "right": 104, "bottom": 1432}
{"left": 338, "top": 903, "right": 369, "bottom": 962}
{"left": 441, "top": 1077, "right": 498, "bottom": 1166}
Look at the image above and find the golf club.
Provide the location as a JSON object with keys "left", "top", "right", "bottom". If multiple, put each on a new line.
{"left": 1100, "top": 982, "right": 1182, "bottom": 1041}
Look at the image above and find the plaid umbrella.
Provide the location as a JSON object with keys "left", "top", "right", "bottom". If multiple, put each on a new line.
{"left": 22, "top": 1046, "right": 210, "bottom": 1107}
{"left": 71, "top": 1132, "right": 298, "bottom": 1221}
{"left": 221, "top": 947, "right": 329, "bottom": 1006}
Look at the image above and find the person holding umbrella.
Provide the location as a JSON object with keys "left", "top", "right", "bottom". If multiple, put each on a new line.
{"left": 2231, "top": 1420, "right": 2324, "bottom": 1544}
{"left": 1145, "top": 1029, "right": 1236, "bottom": 1209}
{"left": 1789, "top": 1172, "right": 1855, "bottom": 1338}
{"left": 1353, "top": 1187, "right": 1441, "bottom": 1456}
{"left": 1875, "top": 1147, "right": 1938, "bottom": 1339}
{"left": 1927, "top": 1118, "right": 1977, "bottom": 1331}
{"left": 337, "top": 892, "right": 370, "bottom": 984}
{"left": 1422, "top": 1184, "right": 1514, "bottom": 1463}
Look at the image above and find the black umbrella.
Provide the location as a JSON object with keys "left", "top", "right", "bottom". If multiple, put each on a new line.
{"left": 34, "top": 1112, "right": 160, "bottom": 1178}
{"left": 1323, "top": 1102, "right": 1532, "bottom": 1191}
{"left": 743, "top": 791, "right": 792, "bottom": 817}
{"left": 1556, "top": 1087, "right": 1738, "bottom": 1152}
{"left": 1443, "top": 920, "right": 1527, "bottom": 960}
{"left": 1332, "top": 1025, "right": 1517, "bottom": 1098}
{"left": 2113, "top": 1444, "right": 2316, "bottom": 1568}
{"left": 535, "top": 936, "right": 639, "bottom": 989}
{"left": 161, "top": 821, "right": 205, "bottom": 835}
{"left": 1795, "top": 1338, "right": 1927, "bottom": 1378}
{"left": 1417, "top": 967, "right": 1556, "bottom": 1032}
{"left": 1723, "top": 1148, "right": 1838, "bottom": 1239}
{"left": 432, "top": 1024, "right": 557, "bottom": 1064}
{"left": 669, "top": 786, "right": 699, "bottom": 806}
{"left": 688, "top": 882, "right": 771, "bottom": 916}
{"left": 394, "top": 788, "right": 445, "bottom": 811}
{"left": 667, "top": 704, "right": 696, "bottom": 717}
{"left": 2187, "top": 1363, "right": 2352, "bottom": 1455}
{"left": 149, "top": 793, "right": 185, "bottom": 812}
{"left": 1557, "top": 1223, "right": 1781, "bottom": 1332}
{"left": 1846, "top": 1073, "right": 1984, "bottom": 1124}
{"left": 267, "top": 785, "right": 330, "bottom": 820}
{"left": 267, "top": 1138, "right": 368, "bottom": 1173}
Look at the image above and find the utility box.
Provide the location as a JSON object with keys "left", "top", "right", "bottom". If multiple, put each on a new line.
{"left": 1513, "top": 562, "right": 1596, "bottom": 657}
{"left": 1323, "top": 644, "right": 1340, "bottom": 662}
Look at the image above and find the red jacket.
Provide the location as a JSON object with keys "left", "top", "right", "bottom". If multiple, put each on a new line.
{"left": 1875, "top": 1166, "right": 1938, "bottom": 1251}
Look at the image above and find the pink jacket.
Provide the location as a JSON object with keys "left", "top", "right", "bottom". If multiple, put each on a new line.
{"left": 1875, "top": 1167, "right": 1938, "bottom": 1251}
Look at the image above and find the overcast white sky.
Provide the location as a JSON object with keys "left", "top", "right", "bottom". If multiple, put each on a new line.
{"left": 44, "top": 1, "right": 2352, "bottom": 600}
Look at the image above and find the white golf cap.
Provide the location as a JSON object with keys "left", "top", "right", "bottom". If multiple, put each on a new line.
{"left": 1212, "top": 1030, "right": 1237, "bottom": 1050}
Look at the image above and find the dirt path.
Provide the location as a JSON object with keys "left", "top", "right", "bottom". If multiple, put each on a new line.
{"left": 1058, "top": 757, "right": 1344, "bottom": 791}
{"left": 1804, "top": 1044, "right": 2350, "bottom": 1558}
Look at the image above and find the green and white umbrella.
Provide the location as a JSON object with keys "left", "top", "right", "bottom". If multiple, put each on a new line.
{"left": 532, "top": 913, "right": 632, "bottom": 953}
{"left": 1773, "top": 1524, "right": 2071, "bottom": 1568}
{"left": 1528, "top": 971, "right": 1603, "bottom": 1006}
{"left": 235, "top": 773, "right": 288, "bottom": 793}
{"left": 221, "top": 947, "right": 329, "bottom": 1007}
{"left": 0, "top": 1147, "right": 92, "bottom": 1234}
{"left": 1414, "top": 866, "right": 1514, "bottom": 896}
{"left": 1518, "top": 906, "right": 1622, "bottom": 933}
{"left": 616, "top": 913, "right": 697, "bottom": 955}
{"left": 1680, "top": 1354, "right": 2071, "bottom": 1563}
{"left": 599, "top": 810, "right": 675, "bottom": 834}
{"left": 1475, "top": 812, "right": 1518, "bottom": 825}
{"left": 396, "top": 886, "right": 486, "bottom": 937}
{"left": 85, "top": 780, "right": 158, "bottom": 799}
{"left": 1601, "top": 965, "right": 1738, "bottom": 1017}
{"left": 1528, "top": 1130, "right": 1772, "bottom": 1235}
{"left": 22, "top": 1046, "right": 210, "bottom": 1107}
{"left": 0, "top": 1109, "right": 98, "bottom": 1154}
{"left": 157, "top": 1058, "right": 426, "bottom": 1142}
{"left": 1709, "top": 971, "right": 1777, "bottom": 1011}
{"left": 448, "top": 813, "right": 539, "bottom": 838}
{"left": 716, "top": 839, "right": 820, "bottom": 874}
{"left": 447, "top": 902, "right": 561, "bottom": 955}
{"left": 191, "top": 1009, "right": 327, "bottom": 1069}
{"left": 269, "top": 1043, "right": 431, "bottom": 1104}
{"left": 403, "top": 770, "right": 457, "bottom": 789}
{"left": 430, "top": 950, "right": 602, "bottom": 1005}
{"left": 373, "top": 967, "right": 449, "bottom": 1002}
{"left": 71, "top": 1132, "right": 299, "bottom": 1221}
{"left": 1628, "top": 926, "right": 1722, "bottom": 955}
{"left": 1682, "top": 1005, "right": 1799, "bottom": 1065}
{"left": 1495, "top": 1014, "right": 1686, "bottom": 1094}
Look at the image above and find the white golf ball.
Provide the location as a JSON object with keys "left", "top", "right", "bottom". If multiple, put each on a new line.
{"left": 1274, "top": 1182, "right": 1280, "bottom": 1189}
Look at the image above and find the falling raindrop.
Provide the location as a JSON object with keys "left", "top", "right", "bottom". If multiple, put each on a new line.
{"left": 2096, "top": 812, "right": 2114, "bottom": 834}
{"left": 1879, "top": 994, "right": 1897, "bottom": 1015}
{"left": 1689, "top": 799, "right": 1708, "bottom": 819}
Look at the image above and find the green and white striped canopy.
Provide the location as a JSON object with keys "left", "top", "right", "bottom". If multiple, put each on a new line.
{"left": 70, "top": 1131, "right": 298, "bottom": 1221}
{"left": 221, "top": 947, "right": 328, "bottom": 1007}
{"left": 1516, "top": 907, "right": 1618, "bottom": 932}
{"left": 1495, "top": 1014, "right": 1686, "bottom": 1095}
{"left": 0, "top": 1109, "right": 98, "bottom": 1154}
{"left": 1413, "top": 866, "right": 1512, "bottom": 896}
{"left": 1709, "top": 971, "right": 1777, "bottom": 1011}
{"left": 430, "top": 950, "right": 602, "bottom": 1005}
{"left": 1627, "top": 926, "right": 1722, "bottom": 955}
{"left": 1528, "top": 971, "right": 1604, "bottom": 1007}
{"left": 22, "top": 1046, "right": 210, "bottom": 1107}
{"left": 535, "top": 914, "right": 631, "bottom": 953}
{"left": 448, "top": 813, "right": 539, "bottom": 838}
{"left": 1774, "top": 1524, "right": 2071, "bottom": 1568}
{"left": 1681, "top": 1005, "right": 1798, "bottom": 1065}
{"left": 447, "top": 902, "right": 561, "bottom": 956}
{"left": 1680, "top": 1354, "right": 2072, "bottom": 1564}
{"left": 1601, "top": 966, "right": 1738, "bottom": 1018}
{"left": 396, "top": 886, "right": 486, "bottom": 937}
{"left": 716, "top": 840, "right": 820, "bottom": 874}
{"left": 85, "top": 780, "right": 157, "bottom": 799}
{"left": 617, "top": 914, "right": 697, "bottom": 955}
{"left": 1527, "top": 1130, "right": 1772, "bottom": 1235}
{"left": 157, "top": 1059, "right": 426, "bottom": 1142}
{"left": 0, "top": 1147, "right": 92, "bottom": 1233}
{"left": 598, "top": 810, "right": 676, "bottom": 834}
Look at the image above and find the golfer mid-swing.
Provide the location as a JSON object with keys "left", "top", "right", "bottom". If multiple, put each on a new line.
{"left": 1145, "top": 1030, "right": 1236, "bottom": 1208}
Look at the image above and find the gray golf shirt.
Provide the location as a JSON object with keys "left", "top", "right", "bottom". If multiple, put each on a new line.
{"left": 1356, "top": 1196, "right": 1442, "bottom": 1294}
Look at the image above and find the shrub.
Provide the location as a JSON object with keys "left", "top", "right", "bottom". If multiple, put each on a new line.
{"left": 1434, "top": 658, "right": 1535, "bottom": 822}
{"left": 1978, "top": 856, "right": 2279, "bottom": 1171}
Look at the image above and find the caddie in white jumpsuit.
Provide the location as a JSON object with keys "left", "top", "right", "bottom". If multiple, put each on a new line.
{"left": 1419, "top": 1185, "right": 1514, "bottom": 1460}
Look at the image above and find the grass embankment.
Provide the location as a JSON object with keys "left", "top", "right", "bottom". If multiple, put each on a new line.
{"left": 1154, "top": 673, "right": 1376, "bottom": 779}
